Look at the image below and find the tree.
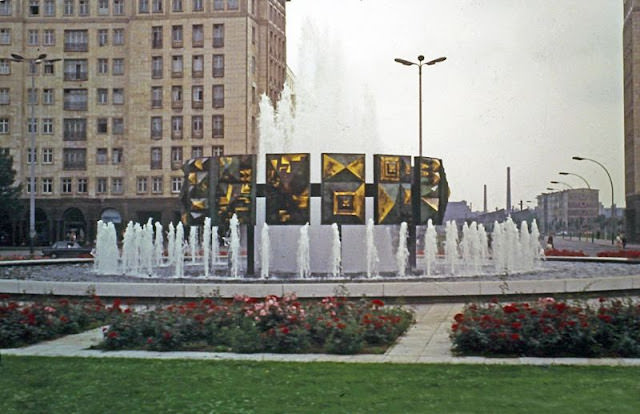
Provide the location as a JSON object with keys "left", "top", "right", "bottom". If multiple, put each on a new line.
{"left": 0, "top": 150, "right": 23, "bottom": 214}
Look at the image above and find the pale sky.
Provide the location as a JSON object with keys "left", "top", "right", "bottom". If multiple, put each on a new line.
{"left": 284, "top": 0, "right": 624, "bottom": 212}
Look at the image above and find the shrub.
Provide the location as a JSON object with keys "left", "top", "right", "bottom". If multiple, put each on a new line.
{"left": 544, "top": 249, "right": 586, "bottom": 257}
{"left": 450, "top": 297, "right": 640, "bottom": 357}
{"left": 597, "top": 250, "right": 640, "bottom": 259}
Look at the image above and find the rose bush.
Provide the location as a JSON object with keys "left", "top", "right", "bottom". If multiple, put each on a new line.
{"left": 450, "top": 297, "right": 640, "bottom": 357}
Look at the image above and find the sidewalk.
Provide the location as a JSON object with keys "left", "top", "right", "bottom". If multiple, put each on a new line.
{"left": 3, "top": 303, "right": 639, "bottom": 366}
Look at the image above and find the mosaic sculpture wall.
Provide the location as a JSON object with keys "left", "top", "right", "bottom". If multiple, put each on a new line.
{"left": 321, "top": 153, "right": 366, "bottom": 225}
{"left": 265, "top": 153, "right": 310, "bottom": 225}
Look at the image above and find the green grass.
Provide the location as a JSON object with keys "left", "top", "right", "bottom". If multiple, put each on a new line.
{"left": 0, "top": 356, "right": 639, "bottom": 413}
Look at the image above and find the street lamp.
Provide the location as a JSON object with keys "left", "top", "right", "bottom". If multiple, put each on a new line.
{"left": 572, "top": 156, "right": 615, "bottom": 244}
{"left": 558, "top": 171, "right": 591, "bottom": 189}
{"left": 8, "top": 52, "right": 60, "bottom": 255}
{"left": 550, "top": 180, "right": 573, "bottom": 189}
{"left": 394, "top": 55, "right": 446, "bottom": 158}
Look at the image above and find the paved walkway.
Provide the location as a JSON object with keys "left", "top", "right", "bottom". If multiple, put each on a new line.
{"left": 3, "top": 303, "right": 639, "bottom": 366}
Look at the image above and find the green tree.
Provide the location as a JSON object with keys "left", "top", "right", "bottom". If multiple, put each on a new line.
{"left": 0, "top": 150, "right": 23, "bottom": 214}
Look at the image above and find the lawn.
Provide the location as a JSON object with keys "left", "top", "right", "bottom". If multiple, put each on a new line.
{"left": 0, "top": 356, "right": 638, "bottom": 413}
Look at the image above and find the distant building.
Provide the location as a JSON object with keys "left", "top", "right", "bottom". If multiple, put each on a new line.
{"left": 442, "top": 200, "right": 477, "bottom": 225}
{"left": 536, "top": 189, "right": 599, "bottom": 235}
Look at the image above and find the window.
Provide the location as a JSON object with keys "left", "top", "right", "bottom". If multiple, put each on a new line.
{"left": 111, "top": 178, "right": 123, "bottom": 194}
{"left": 64, "top": 59, "right": 88, "bottom": 81}
{"left": 43, "top": 89, "right": 54, "bottom": 104}
{"left": 61, "top": 178, "right": 73, "bottom": 194}
{"left": 0, "top": 88, "right": 9, "bottom": 105}
{"left": 96, "top": 178, "right": 107, "bottom": 194}
{"left": 171, "top": 25, "right": 183, "bottom": 47}
{"left": 27, "top": 148, "right": 37, "bottom": 164}
{"left": 137, "top": 177, "right": 148, "bottom": 193}
{"left": 192, "top": 55, "right": 203, "bottom": 78}
{"left": 64, "top": 30, "right": 88, "bottom": 52}
{"left": 152, "top": 26, "right": 163, "bottom": 48}
{"left": 30, "top": 0, "right": 40, "bottom": 16}
{"left": 112, "top": 88, "right": 124, "bottom": 104}
{"left": 114, "top": 0, "right": 124, "bottom": 15}
{"left": 192, "top": 86, "right": 203, "bottom": 109}
{"left": 98, "top": 29, "right": 108, "bottom": 46}
{"left": 193, "top": 0, "right": 203, "bottom": 12}
{"left": 252, "top": 26, "right": 255, "bottom": 45}
{"left": 251, "top": 56, "right": 256, "bottom": 74}
{"left": 42, "top": 118, "right": 54, "bottom": 134}
{"left": 63, "top": 89, "right": 88, "bottom": 111}
{"left": 212, "top": 54, "right": 224, "bottom": 77}
{"left": 44, "top": 0, "right": 55, "bottom": 16}
{"left": 112, "top": 148, "right": 123, "bottom": 164}
{"left": 227, "top": 0, "right": 238, "bottom": 10}
{"left": 213, "top": 24, "right": 224, "bottom": 47}
{"left": 28, "top": 88, "right": 38, "bottom": 104}
{"left": 43, "top": 29, "right": 55, "bottom": 46}
{"left": 214, "top": 0, "right": 224, "bottom": 11}
{"left": 171, "top": 116, "right": 183, "bottom": 139}
{"left": 42, "top": 178, "right": 53, "bottom": 194}
{"left": 77, "top": 178, "right": 88, "bottom": 194}
{"left": 171, "top": 146, "right": 183, "bottom": 169}
{"left": 139, "top": 0, "right": 149, "bottom": 13}
{"left": 151, "top": 56, "right": 163, "bottom": 78}
{"left": 150, "top": 147, "right": 162, "bottom": 169}
{"left": 63, "top": 0, "right": 74, "bottom": 15}
{"left": 97, "top": 88, "right": 108, "bottom": 104}
{"left": 98, "top": 0, "right": 109, "bottom": 15}
{"left": 171, "top": 177, "right": 182, "bottom": 193}
{"left": 212, "top": 85, "right": 224, "bottom": 108}
{"left": 192, "top": 115, "right": 203, "bottom": 138}
{"left": 151, "top": 86, "right": 163, "bottom": 108}
{"left": 152, "top": 0, "right": 163, "bottom": 13}
{"left": 151, "top": 176, "right": 163, "bottom": 193}
{"left": 171, "top": 55, "right": 183, "bottom": 77}
{"left": 97, "top": 118, "right": 108, "bottom": 133}
{"left": 63, "top": 148, "right": 87, "bottom": 170}
{"left": 112, "top": 58, "right": 124, "bottom": 75}
{"left": 0, "top": 59, "right": 10, "bottom": 75}
{"left": 172, "top": 0, "right": 183, "bottom": 12}
{"left": 63, "top": 118, "right": 87, "bottom": 141}
{"left": 113, "top": 118, "right": 124, "bottom": 135}
{"left": 212, "top": 145, "right": 224, "bottom": 156}
{"left": 151, "top": 117, "right": 162, "bottom": 138}
{"left": 79, "top": 0, "right": 89, "bottom": 16}
{"left": 113, "top": 29, "right": 124, "bottom": 45}
{"left": 191, "top": 146, "right": 203, "bottom": 159}
{"left": 212, "top": 115, "right": 223, "bottom": 138}
{"left": 96, "top": 148, "right": 108, "bottom": 164}
{"left": 0, "top": 118, "right": 8, "bottom": 134}
{"left": 27, "top": 178, "right": 37, "bottom": 194}
{"left": 43, "top": 61, "right": 55, "bottom": 75}
{"left": 27, "top": 29, "right": 38, "bottom": 46}
{"left": 171, "top": 86, "right": 182, "bottom": 108}
{"left": 192, "top": 25, "right": 204, "bottom": 47}
{"left": 0, "top": 1, "right": 12, "bottom": 16}
{"left": 28, "top": 118, "right": 38, "bottom": 134}
{"left": 42, "top": 148, "right": 53, "bottom": 164}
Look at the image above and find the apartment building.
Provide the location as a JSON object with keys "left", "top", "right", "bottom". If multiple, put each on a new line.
{"left": 0, "top": 0, "right": 287, "bottom": 245}
{"left": 536, "top": 189, "right": 599, "bottom": 236}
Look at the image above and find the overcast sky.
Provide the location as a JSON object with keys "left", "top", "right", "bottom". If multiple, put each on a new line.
{"left": 284, "top": 0, "right": 624, "bottom": 212}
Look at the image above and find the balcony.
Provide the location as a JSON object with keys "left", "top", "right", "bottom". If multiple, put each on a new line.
{"left": 64, "top": 131, "right": 87, "bottom": 141}
{"left": 64, "top": 101, "right": 88, "bottom": 111}
{"left": 64, "top": 71, "right": 88, "bottom": 81}
{"left": 212, "top": 67, "right": 224, "bottom": 78}
{"left": 151, "top": 99, "right": 163, "bottom": 108}
{"left": 172, "top": 100, "right": 183, "bottom": 110}
{"left": 152, "top": 68, "right": 163, "bottom": 79}
{"left": 212, "top": 98, "right": 224, "bottom": 109}
{"left": 192, "top": 68, "right": 203, "bottom": 78}
{"left": 172, "top": 130, "right": 183, "bottom": 140}
{"left": 192, "top": 100, "right": 203, "bottom": 109}
{"left": 64, "top": 42, "right": 88, "bottom": 52}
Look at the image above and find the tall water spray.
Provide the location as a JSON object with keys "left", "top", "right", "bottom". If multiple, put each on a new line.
{"left": 396, "top": 222, "right": 409, "bottom": 277}
{"left": 189, "top": 226, "right": 198, "bottom": 265}
{"left": 228, "top": 214, "right": 241, "bottom": 278}
{"left": 330, "top": 223, "right": 342, "bottom": 278}
{"left": 167, "top": 223, "right": 176, "bottom": 266}
{"left": 423, "top": 219, "right": 438, "bottom": 276}
{"left": 154, "top": 221, "right": 164, "bottom": 267}
{"left": 297, "top": 223, "right": 311, "bottom": 278}
{"left": 365, "top": 218, "right": 379, "bottom": 278}
{"left": 444, "top": 221, "right": 459, "bottom": 275}
{"left": 211, "top": 225, "right": 219, "bottom": 273}
{"left": 174, "top": 222, "right": 184, "bottom": 278}
{"left": 94, "top": 220, "right": 119, "bottom": 275}
{"left": 203, "top": 218, "right": 211, "bottom": 277}
{"left": 260, "top": 223, "right": 270, "bottom": 279}
{"left": 121, "top": 222, "right": 137, "bottom": 274}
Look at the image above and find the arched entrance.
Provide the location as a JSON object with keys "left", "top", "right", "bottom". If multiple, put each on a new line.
{"left": 62, "top": 207, "right": 87, "bottom": 245}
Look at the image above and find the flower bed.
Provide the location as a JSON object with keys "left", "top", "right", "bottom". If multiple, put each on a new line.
{"left": 544, "top": 248, "right": 586, "bottom": 257}
{"left": 0, "top": 295, "right": 120, "bottom": 348}
{"left": 100, "top": 295, "right": 414, "bottom": 354}
{"left": 597, "top": 250, "right": 640, "bottom": 259}
{"left": 450, "top": 297, "right": 640, "bottom": 357}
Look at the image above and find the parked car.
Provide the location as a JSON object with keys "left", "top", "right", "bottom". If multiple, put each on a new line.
{"left": 41, "top": 241, "right": 92, "bottom": 258}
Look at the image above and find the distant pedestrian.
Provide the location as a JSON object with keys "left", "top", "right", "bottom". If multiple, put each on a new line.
{"left": 546, "top": 234, "right": 554, "bottom": 249}
{"left": 621, "top": 233, "right": 627, "bottom": 249}
{"left": 615, "top": 233, "right": 623, "bottom": 249}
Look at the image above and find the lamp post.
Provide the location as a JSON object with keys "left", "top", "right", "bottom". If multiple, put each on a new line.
{"left": 8, "top": 52, "right": 60, "bottom": 255}
{"left": 558, "top": 172, "right": 591, "bottom": 189}
{"left": 572, "top": 156, "right": 615, "bottom": 244}
{"left": 394, "top": 55, "right": 446, "bottom": 158}
{"left": 550, "top": 180, "right": 573, "bottom": 189}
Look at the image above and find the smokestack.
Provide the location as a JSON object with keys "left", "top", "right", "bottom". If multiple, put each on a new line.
{"left": 506, "top": 167, "right": 511, "bottom": 215}
{"left": 483, "top": 184, "right": 487, "bottom": 213}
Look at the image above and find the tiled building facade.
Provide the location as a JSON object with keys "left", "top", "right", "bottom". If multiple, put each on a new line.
{"left": 0, "top": 0, "right": 287, "bottom": 245}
